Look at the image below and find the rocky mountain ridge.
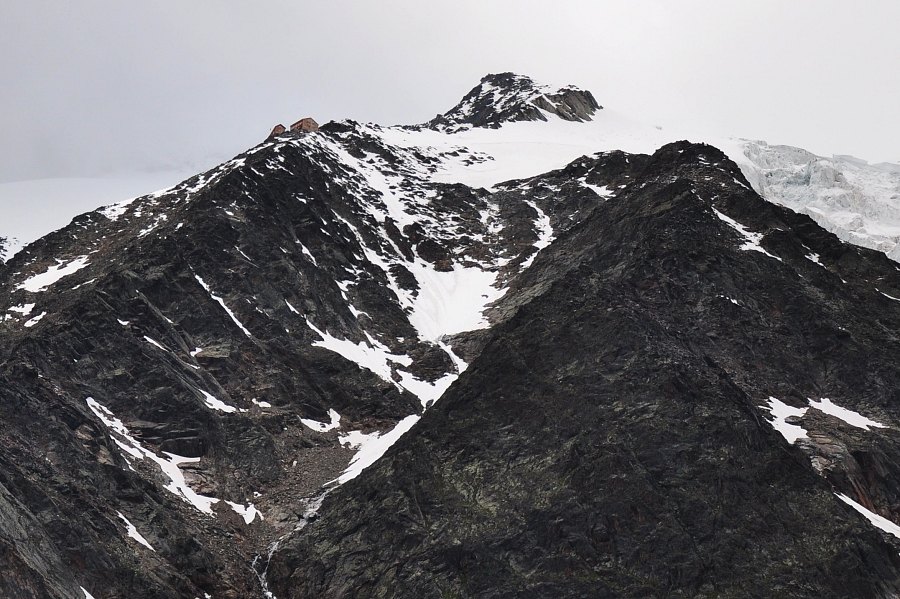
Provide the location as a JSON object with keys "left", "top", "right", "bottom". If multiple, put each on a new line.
{"left": 267, "top": 139, "right": 900, "bottom": 598}
{"left": 426, "top": 72, "right": 601, "bottom": 132}
{"left": 0, "top": 74, "right": 899, "bottom": 598}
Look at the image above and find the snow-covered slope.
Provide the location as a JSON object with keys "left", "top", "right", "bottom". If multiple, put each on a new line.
{"left": 394, "top": 89, "right": 900, "bottom": 262}
{"left": 5, "top": 75, "right": 896, "bottom": 268}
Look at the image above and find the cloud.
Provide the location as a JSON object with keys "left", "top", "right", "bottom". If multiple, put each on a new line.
{"left": 0, "top": 0, "right": 897, "bottom": 182}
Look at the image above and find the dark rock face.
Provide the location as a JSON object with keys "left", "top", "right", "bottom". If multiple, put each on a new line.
{"left": 427, "top": 72, "right": 601, "bottom": 131}
{"left": 2, "top": 74, "right": 900, "bottom": 599}
{"left": 0, "top": 87, "right": 619, "bottom": 596}
{"left": 267, "top": 143, "right": 900, "bottom": 598}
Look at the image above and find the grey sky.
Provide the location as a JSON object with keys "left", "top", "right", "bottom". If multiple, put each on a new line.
{"left": 1, "top": 0, "right": 898, "bottom": 183}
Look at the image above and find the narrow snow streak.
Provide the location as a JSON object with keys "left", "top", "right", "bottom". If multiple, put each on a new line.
{"left": 86, "top": 397, "right": 254, "bottom": 518}
{"left": 193, "top": 273, "right": 253, "bottom": 337}
{"left": 117, "top": 511, "right": 155, "bottom": 551}
{"left": 143, "top": 336, "right": 167, "bottom": 351}
{"left": 712, "top": 208, "right": 782, "bottom": 261}
{"left": 298, "top": 242, "right": 318, "bottom": 266}
{"left": 876, "top": 288, "right": 900, "bottom": 302}
{"left": 836, "top": 494, "right": 900, "bottom": 539}
{"left": 521, "top": 200, "right": 555, "bottom": 269}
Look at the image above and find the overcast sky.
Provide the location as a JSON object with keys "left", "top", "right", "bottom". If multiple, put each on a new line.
{"left": 1, "top": 0, "right": 898, "bottom": 184}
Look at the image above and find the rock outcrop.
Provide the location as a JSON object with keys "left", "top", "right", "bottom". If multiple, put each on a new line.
{"left": 427, "top": 72, "right": 601, "bottom": 131}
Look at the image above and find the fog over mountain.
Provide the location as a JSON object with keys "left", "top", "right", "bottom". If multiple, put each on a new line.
{"left": 1, "top": 1, "right": 898, "bottom": 184}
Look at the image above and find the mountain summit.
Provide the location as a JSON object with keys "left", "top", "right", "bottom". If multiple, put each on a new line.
{"left": 1, "top": 74, "right": 900, "bottom": 598}
{"left": 426, "top": 72, "right": 601, "bottom": 131}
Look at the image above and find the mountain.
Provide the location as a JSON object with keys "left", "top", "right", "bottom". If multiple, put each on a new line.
{"left": 1, "top": 73, "right": 900, "bottom": 598}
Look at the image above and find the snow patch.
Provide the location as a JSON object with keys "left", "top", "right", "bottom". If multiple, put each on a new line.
{"left": 581, "top": 181, "right": 613, "bottom": 198}
{"left": 300, "top": 408, "right": 341, "bottom": 433}
{"left": 8, "top": 303, "right": 35, "bottom": 316}
{"left": 305, "top": 319, "right": 410, "bottom": 387}
{"left": 332, "top": 415, "right": 420, "bottom": 484}
{"left": 17, "top": 256, "right": 90, "bottom": 292}
{"left": 808, "top": 397, "right": 887, "bottom": 430}
{"left": 225, "top": 501, "right": 263, "bottom": 524}
{"left": 804, "top": 251, "right": 824, "bottom": 267}
{"left": 405, "top": 262, "right": 505, "bottom": 341}
{"left": 199, "top": 389, "right": 239, "bottom": 414}
{"left": 100, "top": 198, "right": 138, "bottom": 221}
{"left": 23, "top": 311, "right": 46, "bottom": 327}
{"left": 761, "top": 396, "right": 887, "bottom": 444}
{"left": 761, "top": 396, "right": 809, "bottom": 444}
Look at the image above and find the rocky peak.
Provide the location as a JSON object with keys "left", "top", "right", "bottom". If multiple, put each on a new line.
{"left": 426, "top": 72, "right": 601, "bottom": 131}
